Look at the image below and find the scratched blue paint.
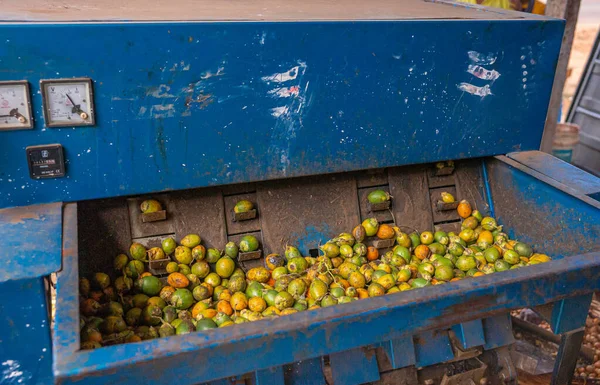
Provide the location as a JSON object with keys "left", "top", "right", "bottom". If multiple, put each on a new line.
{"left": 452, "top": 319, "right": 485, "bottom": 349}
{"left": 0, "top": 19, "right": 563, "bottom": 209}
{"left": 380, "top": 337, "right": 416, "bottom": 369}
{"left": 284, "top": 358, "right": 325, "bottom": 385}
{"left": 482, "top": 314, "right": 514, "bottom": 350}
{"left": 488, "top": 157, "right": 600, "bottom": 258}
{"left": 330, "top": 347, "right": 380, "bottom": 385}
{"left": 551, "top": 294, "right": 593, "bottom": 334}
{"left": 414, "top": 330, "right": 454, "bottom": 368}
{"left": 0, "top": 277, "right": 53, "bottom": 385}
{"left": 255, "top": 366, "right": 284, "bottom": 385}
{"left": 0, "top": 203, "right": 62, "bottom": 282}
{"left": 291, "top": 225, "right": 332, "bottom": 256}
{"left": 53, "top": 251, "right": 600, "bottom": 384}
{"left": 508, "top": 151, "right": 600, "bottom": 196}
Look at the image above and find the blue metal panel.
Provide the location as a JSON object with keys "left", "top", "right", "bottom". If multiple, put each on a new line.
{"left": 414, "top": 330, "right": 454, "bottom": 368}
{"left": 551, "top": 294, "right": 593, "bottom": 334}
{"left": 488, "top": 156, "right": 600, "bottom": 259}
{"left": 507, "top": 151, "right": 600, "bottom": 196}
{"left": 53, "top": 251, "right": 600, "bottom": 384}
{"left": 380, "top": 337, "right": 416, "bottom": 370}
{"left": 330, "top": 347, "right": 380, "bottom": 385}
{"left": 483, "top": 314, "right": 514, "bottom": 350}
{"left": 255, "top": 366, "right": 284, "bottom": 385}
{"left": 0, "top": 277, "right": 53, "bottom": 385}
{"left": 452, "top": 319, "right": 485, "bottom": 349}
{"left": 0, "top": 19, "right": 563, "bottom": 209}
{"left": 283, "top": 358, "right": 325, "bottom": 385}
{"left": 0, "top": 203, "right": 62, "bottom": 282}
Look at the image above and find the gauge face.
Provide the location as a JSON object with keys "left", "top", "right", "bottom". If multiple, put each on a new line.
{"left": 41, "top": 78, "right": 95, "bottom": 127}
{"left": 0, "top": 81, "right": 33, "bottom": 131}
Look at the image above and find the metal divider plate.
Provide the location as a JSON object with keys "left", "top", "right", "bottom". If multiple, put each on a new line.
{"left": 171, "top": 189, "right": 228, "bottom": 249}
{"left": 128, "top": 194, "right": 174, "bottom": 239}
{"left": 358, "top": 185, "right": 393, "bottom": 223}
{"left": 389, "top": 166, "right": 434, "bottom": 232}
{"left": 257, "top": 174, "right": 360, "bottom": 255}
{"left": 224, "top": 192, "right": 260, "bottom": 235}
{"left": 78, "top": 198, "right": 132, "bottom": 277}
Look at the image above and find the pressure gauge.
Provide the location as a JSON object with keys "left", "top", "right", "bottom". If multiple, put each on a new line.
{"left": 0, "top": 81, "right": 33, "bottom": 131}
{"left": 41, "top": 78, "right": 95, "bottom": 127}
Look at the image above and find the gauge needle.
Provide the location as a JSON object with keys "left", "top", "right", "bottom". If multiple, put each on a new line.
{"left": 0, "top": 109, "right": 19, "bottom": 118}
{"left": 65, "top": 93, "right": 85, "bottom": 114}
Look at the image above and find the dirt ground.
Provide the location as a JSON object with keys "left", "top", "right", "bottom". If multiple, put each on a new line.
{"left": 561, "top": 21, "right": 599, "bottom": 118}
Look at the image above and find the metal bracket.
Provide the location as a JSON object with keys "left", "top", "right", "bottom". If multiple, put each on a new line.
{"left": 239, "top": 250, "right": 263, "bottom": 271}
{"left": 436, "top": 201, "right": 459, "bottom": 212}
{"left": 148, "top": 257, "right": 171, "bottom": 275}
{"left": 141, "top": 210, "right": 167, "bottom": 223}
{"left": 369, "top": 200, "right": 391, "bottom": 212}
{"left": 369, "top": 238, "right": 395, "bottom": 249}
{"left": 434, "top": 162, "right": 456, "bottom": 176}
{"left": 233, "top": 209, "right": 257, "bottom": 222}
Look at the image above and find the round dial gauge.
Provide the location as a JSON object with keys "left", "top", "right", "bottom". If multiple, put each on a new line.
{"left": 41, "top": 78, "right": 95, "bottom": 127}
{"left": 0, "top": 81, "right": 33, "bottom": 131}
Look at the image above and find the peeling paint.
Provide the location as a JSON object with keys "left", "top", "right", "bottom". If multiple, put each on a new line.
{"left": 457, "top": 83, "right": 492, "bottom": 98}
{"left": 1, "top": 360, "right": 31, "bottom": 384}
{"left": 270, "top": 106, "right": 289, "bottom": 117}
{"left": 136, "top": 104, "right": 175, "bottom": 119}
{"left": 169, "top": 61, "right": 191, "bottom": 72}
{"left": 201, "top": 67, "right": 225, "bottom": 79}
{"left": 262, "top": 62, "right": 307, "bottom": 83}
{"left": 268, "top": 86, "right": 300, "bottom": 98}
{"left": 467, "top": 65, "right": 501, "bottom": 81}
{"left": 147, "top": 84, "right": 174, "bottom": 98}
{"left": 468, "top": 51, "right": 497, "bottom": 65}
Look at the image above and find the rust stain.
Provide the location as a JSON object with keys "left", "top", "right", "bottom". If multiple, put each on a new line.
{"left": 1, "top": 204, "right": 56, "bottom": 224}
{"left": 185, "top": 93, "right": 214, "bottom": 110}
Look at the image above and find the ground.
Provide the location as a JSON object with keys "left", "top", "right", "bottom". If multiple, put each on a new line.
{"left": 562, "top": 0, "right": 600, "bottom": 118}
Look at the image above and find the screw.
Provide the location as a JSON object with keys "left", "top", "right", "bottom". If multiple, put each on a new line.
{"left": 18, "top": 116, "right": 26, "bottom": 123}
{"left": 80, "top": 112, "right": 88, "bottom": 120}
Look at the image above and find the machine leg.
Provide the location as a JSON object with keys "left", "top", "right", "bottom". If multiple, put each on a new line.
{"left": 0, "top": 277, "right": 53, "bottom": 385}
{"left": 550, "top": 328, "right": 585, "bottom": 385}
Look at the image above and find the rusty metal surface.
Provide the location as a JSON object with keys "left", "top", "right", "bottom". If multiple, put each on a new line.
{"left": 257, "top": 174, "right": 360, "bottom": 255}
{"left": 372, "top": 366, "right": 418, "bottom": 385}
{"left": 358, "top": 185, "right": 393, "bottom": 223}
{"left": 430, "top": 186, "right": 460, "bottom": 224}
{"left": 54, "top": 203, "right": 80, "bottom": 365}
{"left": 389, "top": 166, "right": 434, "bottom": 232}
{"left": 454, "top": 160, "right": 490, "bottom": 216}
{"left": 128, "top": 195, "right": 175, "bottom": 239}
{"left": 53, "top": 251, "right": 600, "bottom": 385}
{"left": 224, "top": 193, "right": 261, "bottom": 235}
{"left": 355, "top": 169, "right": 389, "bottom": 189}
{"left": 78, "top": 198, "right": 131, "bottom": 278}
{"left": 427, "top": 169, "right": 457, "bottom": 189}
{"left": 0, "top": 202, "right": 62, "bottom": 282}
{"left": 170, "top": 188, "right": 227, "bottom": 249}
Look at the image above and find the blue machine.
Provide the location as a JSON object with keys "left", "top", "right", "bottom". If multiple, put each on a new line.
{"left": 0, "top": 1, "right": 599, "bottom": 384}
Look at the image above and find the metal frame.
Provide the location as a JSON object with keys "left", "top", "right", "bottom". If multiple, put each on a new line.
{"left": 0, "top": 80, "right": 34, "bottom": 130}
{"left": 40, "top": 77, "right": 95, "bottom": 128}
{"left": 52, "top": 155, "right": 600, "bottom": 385}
